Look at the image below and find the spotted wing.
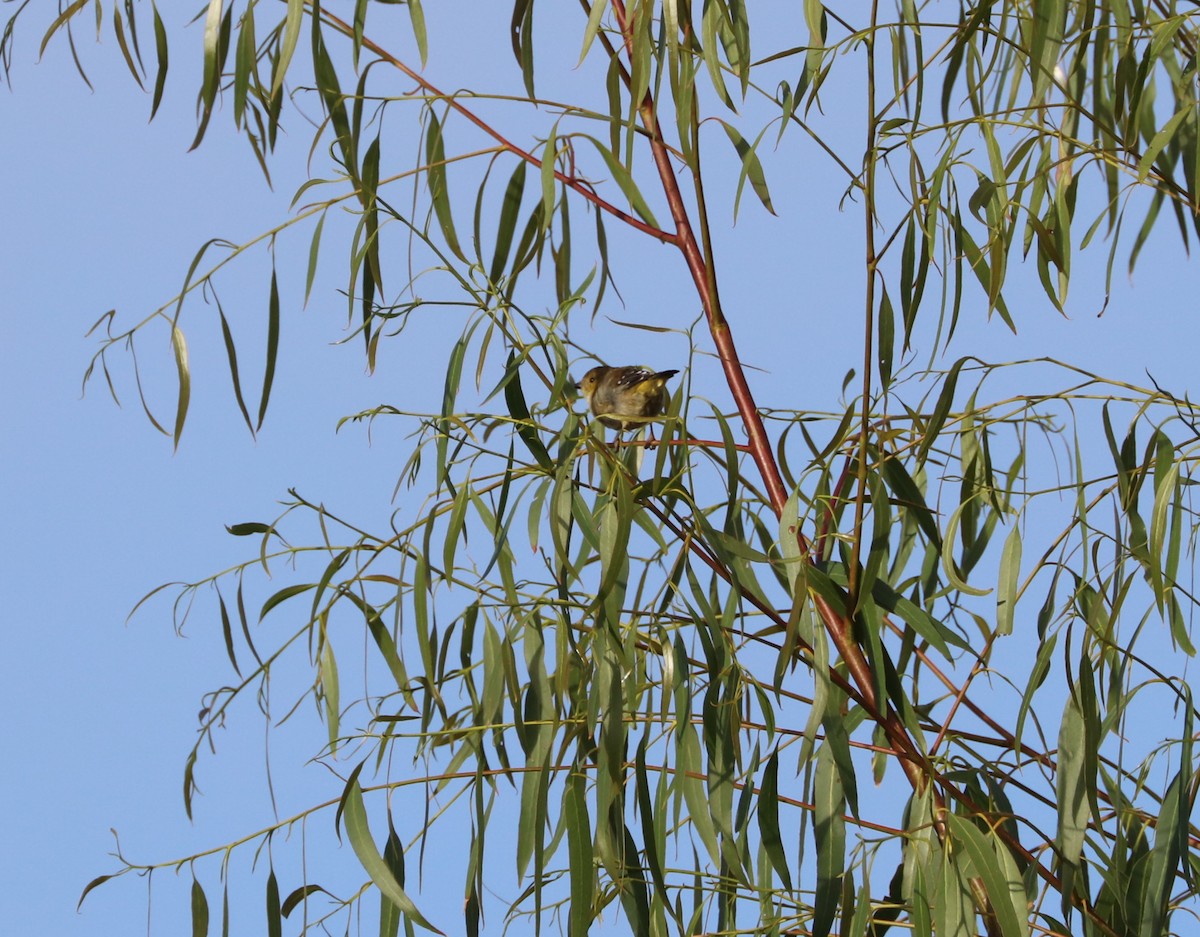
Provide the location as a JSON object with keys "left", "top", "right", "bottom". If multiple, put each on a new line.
{"left": 614, "top": 367, "right": 659, "bottom": 388}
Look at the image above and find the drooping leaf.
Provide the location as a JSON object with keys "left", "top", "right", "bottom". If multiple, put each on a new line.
{"left": 342, "top": 780, "right": 444, "bottom": 934}
{"left": 191, "top": 877, "right": 209, "bottom": 937}
{"left": 719, "top": 120, "right": 776, "bottom": 218}
{"left": 812, "top": 741, "right": 845, "bottom": 937}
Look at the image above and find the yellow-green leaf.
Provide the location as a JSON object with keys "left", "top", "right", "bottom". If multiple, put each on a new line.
{"left": 273, "top": 0, "right": 304, "bottom": 96}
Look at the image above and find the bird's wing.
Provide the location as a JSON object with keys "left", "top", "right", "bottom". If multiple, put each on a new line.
{"left": 614, "top": 367, "right": 658, "bottom": 387}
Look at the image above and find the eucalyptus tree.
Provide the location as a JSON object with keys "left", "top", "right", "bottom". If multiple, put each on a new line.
{"left": 9, "top": 1, "right": 1200, "bottom": 935}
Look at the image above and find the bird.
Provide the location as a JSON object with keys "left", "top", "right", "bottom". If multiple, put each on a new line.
{"left": 575, "top": 365, "right": 679, "bottom": 431}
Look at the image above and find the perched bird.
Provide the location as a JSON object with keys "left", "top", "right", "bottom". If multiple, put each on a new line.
{"left": 576, "top": 365, "right": 679, "bottom": 431}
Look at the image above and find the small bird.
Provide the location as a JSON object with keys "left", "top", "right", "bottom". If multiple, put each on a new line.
{"left": 576, "top": 365, "right": 679, "bottom": 431}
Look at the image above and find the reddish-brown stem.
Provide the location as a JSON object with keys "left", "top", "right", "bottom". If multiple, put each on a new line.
{"left": 590, "top": 0, "right": 929, "bottom": 791}
{"left": 928, "top": 631, "right": 999, "bottom": 758}
{"left": 606, "top": 0, "right": 789, "bottom": 519}
{"left": 593, "top": 0, "right": 938, "bottom": 805}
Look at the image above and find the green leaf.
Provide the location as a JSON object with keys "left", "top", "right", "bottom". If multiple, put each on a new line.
{"left": 226, "top": 521, "right": 272, "bottom": 536}
{"left": 564, "top": 765, "right": 595, "bottom": 937}
{"left": 216, "top": 300, "right": 253, "bottom": 435}
{"left": 946, "top": 813, "right": 1027, "bottom": 937}
{"left": 634, "top": 736, "right": 677, "bottom": 925}
{"left": 311, "top": 11, "right": 356, "bottom": 182}
{"left": 700, "top": 0, "right": 733, "bottom": 108}
{"left": 597, "top": 489, "right": 633, "bottom": 619}
{"left": 320, "top": 638, "right": 340, "bottom": 754}
{"left": 1139, "top": 768, "right": 1187, "bottom": 936}
{"left": 442, "top": 483, "right": 470, "bottom": 576}
{"left": 202, "top": 0, "right": 223, "bottom": 66}
{"left": 379, "top": 813, "right": 406, "bottom": 937}
{"left": 342, "top": 780, "right": 444, "bottom": 934}
{"left": 879, "top": 456, "right": 941, "bottom": 547}
{"left": 877, "top": 284, "right": 895, "bottom": 386}
{"left": 437, "top": 330, "right": 470, "bottom": 488}
{"left": 1137, "top": 104, "right": 1189, "bottom": 183}
{"left": 582, "top": 136, "right": 660, "bottom": 227}
{"left": 932, "top": 839, "right": 975, "bottom": 937}
{"left": 502, "top": 351, "right": 552, "bottom": 470}
{"left": 1055, "top": 693, "right": 1089, "bottom": 867}
{"left": 856, "top": 469, "right": 890, "bottom": 613}
{"left": 757, "top": 751, "right": 792, "bottom": 889}
{"left": 425, "top": 110, "right": 466, "bottom": 261}
{"left": 917, "top": 357, "right": 965, "bottom": 467}
{"left": 111, "top": 7, "right": 144, "bottom": 90}
{"left": 407, "top": 0, "right": 427, "bottom": 66}
{"left": 232, "top": 0, "right": 255, "bottom": 125}
{"left": 265, "top": 869, "right": 282, "bottom": 937}
{"left": 996, "top": 520, "right": 1022, "bottom": 635}
{"left": 941, "top": 498, "right": 991, "bottom": 597}
{"left": 578, "top": 0, "right": 609, "bottom": 64}
{"left": 1028, "top": 0, "right": 1064, "bottom": 104}
{"left": 540, "top": 124, "right": 558, "bottom": 232}
{"left": 813, "top": 742, "right": 845, "bottom": 937}
{"left": 355, "top": 598, "right": 407, "bottom": 691}
{"left": 871, "top": 579, "right": 968, "bottom": 656}
{"left": 260, "top": 583, "right": 315, "bottom": 620}
{"left": 38, "top": 0, "right": 91, "bottom": 58}
{"left": 280, "top": 884, "right": 327, "bottom": 918}
{"left": 150, "top": 2, "right": 169, "bottom": 118}
{"left": 720, "top": 120, "right": 776, "bottom": 218}
{"left": 490, "top": 161, "right": 527, "bottom": 286}
{"left": 217, "top": 591, "right": 241, "bottom": 678}
{"left": 821, "top": 704, "right": 859, "bottom": 818}
{"left": 273, "top": 0, "right": 304, "bottom": 97}
{"left": 510, "top": 0, "right": 535, "bottom": 96}
{"left": 677, "top": 720, "right": 721, "bottom": 870}
{"left": 304, "top": 210, "right": 326, "bottom": 305}
{"left": 192, "top": 877, "right": 209, "bottom": 937}
{"left": 171, "top": 324, "right": 190, "bottom": 450}
{"left": 189, "top": 0, "right": 224, "bottom": 149}
{"left": 257, "top": 268, "right": 280, "bottom": 431}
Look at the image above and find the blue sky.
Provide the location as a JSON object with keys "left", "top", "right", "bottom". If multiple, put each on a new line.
{"left": 4, "top": 4, "right": 1198, "bottom": 936}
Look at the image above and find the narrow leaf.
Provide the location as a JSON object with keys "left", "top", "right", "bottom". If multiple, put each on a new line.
{"left": 583, "top": 135, "right": 661, "bottom": 227}
{"left": 1055, "top": 694, "right": 1089, "bottom": 867}
{"left": 407, "top": 0, "right": 427, "bottom": 66}
{"left": 720, "top": 121, "right": 776, "bottom": 217}
{"left": 280, "top": 884, "right": 327, "bottom": 917}
{"left": 342, "top": 780, "right": 444, "bottom": 934}
{"left": 946, "top": 813, "right": 1027, "bottom": 937}
{"left": 540, "top": 125, "right": 558, "bottom": 232}
{"left": 266, "top": 869, "right": 282, "bottom": 937}
{"left": 996, "top": 521, "right": 1022, "bottom": 635}
{"left": 273, "top": 0, "right": 304, "bottom": 97}
{"left": 425, "top": 111, "right": 466, "bottom": 260}
{"left": 757, "top": 751, "right": 792, "bottom": 889}
{"left": 150, "top": 2, "right": 169, "bottom": 119}
{"left": 192, "top": 877, "right": 210, "bottom": 937}
{"left": 257, "top": 268, "right": 280, "bottom": 430}
{"left": 813, "top": 742, "right": 846, "bottom": 937}
{"left": 171, "top": 325, "right": 190, "bottom": 450}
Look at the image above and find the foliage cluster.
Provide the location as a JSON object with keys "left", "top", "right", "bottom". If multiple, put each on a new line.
{"left": 8, "top": 1, "right": 1200, "bottom": 936}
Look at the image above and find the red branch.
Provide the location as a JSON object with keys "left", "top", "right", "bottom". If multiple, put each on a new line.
{"left": 599, "top": 0, "right": 935, "bottom": 799}
{"left": 604, "top": 0, "right": 789, "bottom": 518}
